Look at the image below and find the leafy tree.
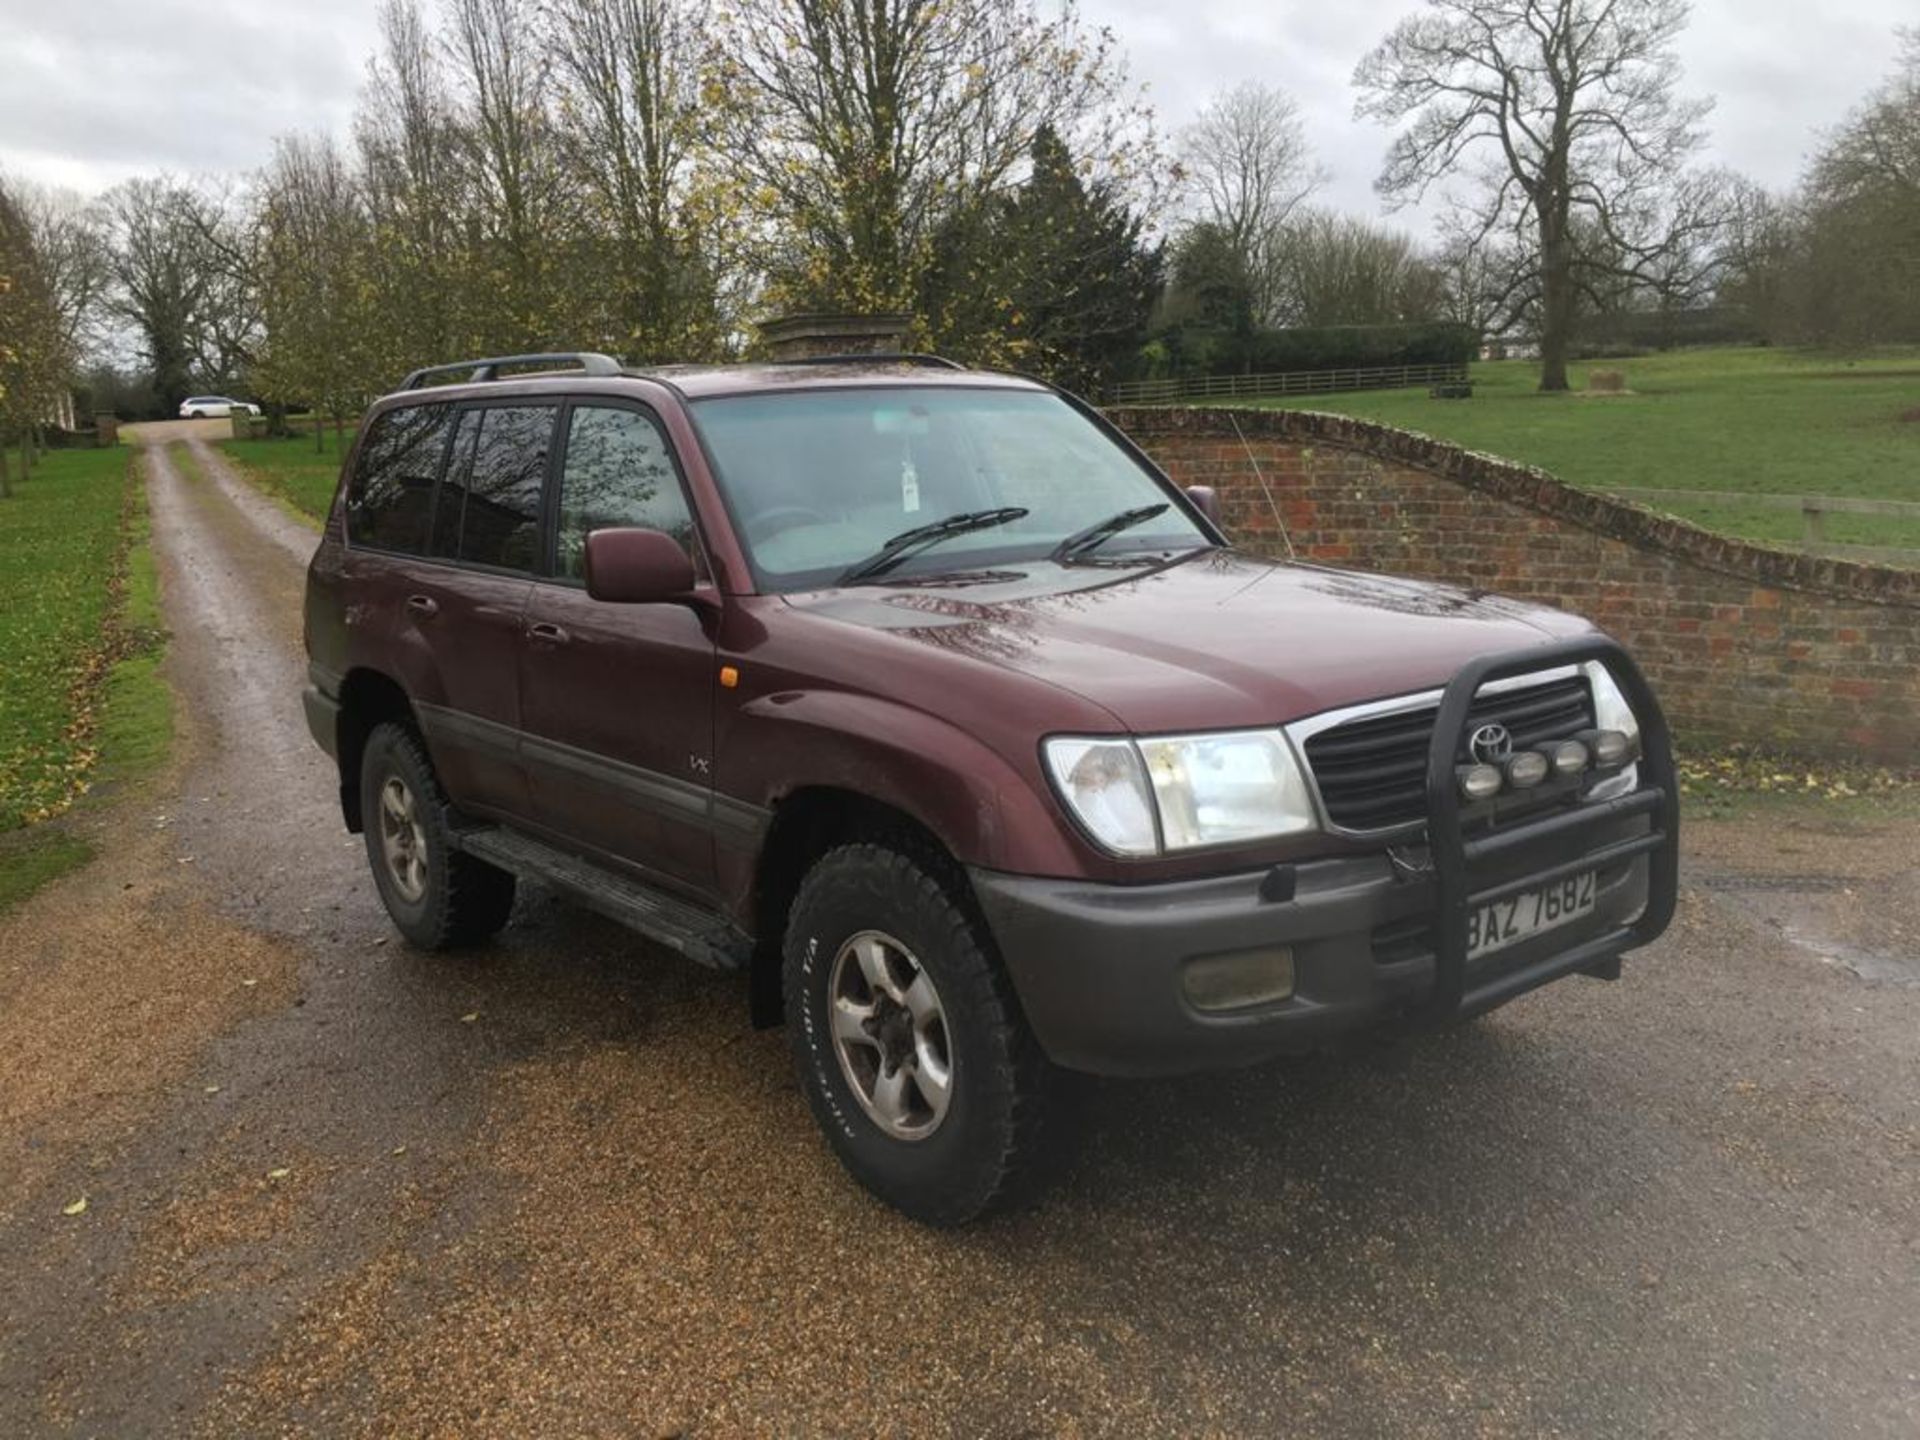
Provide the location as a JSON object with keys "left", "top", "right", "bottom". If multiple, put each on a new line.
{"left": 710, "top": 0, "right": 1156, "bottom": 320}
{"left": 548, "top": 0, "right": 732, "bottom": 362}
{"left": 1355, "top": 0, "right": 1715, "bottom": 391}
{"left": 255, "top": 136, "right": 378, "bottom": 446}
{"left": 356, "top": 0, "right": 466, "bottom": 384}
{"left": 922, "top": 125, "right": 1162, "bottom": 394}
{"left": 1, "top": 175, "right": 79, "bottom": 490}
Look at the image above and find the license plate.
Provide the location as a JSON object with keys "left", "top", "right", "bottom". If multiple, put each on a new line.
{"left": 1466, "top": 871, "right": 1596, "bottom": 958}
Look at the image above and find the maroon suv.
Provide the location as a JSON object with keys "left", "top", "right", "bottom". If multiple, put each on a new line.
{"left": 303, "top": 351, "right": 1678, "bottom": 1223}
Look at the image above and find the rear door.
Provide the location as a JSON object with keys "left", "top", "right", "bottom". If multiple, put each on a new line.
{"left": 342, "top": 401, "right": 520, "bottom": 813}
{"left": 517, "top": 399, "right": 719, "bottom": 897}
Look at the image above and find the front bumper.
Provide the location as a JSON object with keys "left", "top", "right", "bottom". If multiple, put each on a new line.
{"left": 303, "top": 683, "right": 341, "bottom": 760}
{"left": 974, "top": 637, "right": 1679, "bottom": 1077}
{"left": 973, "top": 815, "right": 1651, "bottom": 1076}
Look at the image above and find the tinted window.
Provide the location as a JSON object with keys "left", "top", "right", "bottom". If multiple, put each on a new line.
{"left": 431, "top": 405, "right": 555, "bottom": 572}
{"left": 555, "top": 406, "right": 693, "bottom": 580}
{"left": 345, "top": 404, "right": 453, "bottom": 554}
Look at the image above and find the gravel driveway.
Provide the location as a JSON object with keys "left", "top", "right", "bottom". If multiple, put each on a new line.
{"left": 2, "top": 423, "right": 1916, "bottom": 1437}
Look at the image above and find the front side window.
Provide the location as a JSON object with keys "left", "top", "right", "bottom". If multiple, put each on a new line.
{"left": 689, "top": 386, "right": 1209, "bottom": 591}
{"left": 431, "top": 404, "right": 556, "bottom": 572}
{"left": 344, "top": 403, "right": 452, "bottom": 555}
{"left": 555, "top": 405, "right": 694, "bottom": 580}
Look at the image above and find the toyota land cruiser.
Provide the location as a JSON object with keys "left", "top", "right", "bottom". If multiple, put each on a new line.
{"left": 302, "top": 350, "right": 1678, "bottom": 1224}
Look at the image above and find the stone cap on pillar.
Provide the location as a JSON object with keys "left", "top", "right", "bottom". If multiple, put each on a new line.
{"left": 757, "top": 312, "right": 914, "bottom": 361}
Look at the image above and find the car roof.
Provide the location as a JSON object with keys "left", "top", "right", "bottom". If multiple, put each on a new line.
{"left": 374, "top": 357, "right": 1050, "bottom": 410}
{"left": 632, "top": 359, "right": 1047, "bottom": 400}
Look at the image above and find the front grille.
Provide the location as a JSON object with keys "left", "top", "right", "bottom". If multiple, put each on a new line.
{"left": 1303, "top": 673, "right": 1595, "bottom": 832}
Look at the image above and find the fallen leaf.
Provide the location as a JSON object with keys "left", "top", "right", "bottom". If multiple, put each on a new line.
{"left": 267, "top": 1167, "right": 291, "bottom": 1181}
{"left": 62, "top": 1197, "right": 88, "bottom": 1217}
{"left": 460, "top": 1012, "right": 479, "bottom": 1024}
{"left": 392, "top": 1145, "right": 408, "bottom": 1157}
{"left": 204, "top": 1084, "right": 221, "bottom": 1095}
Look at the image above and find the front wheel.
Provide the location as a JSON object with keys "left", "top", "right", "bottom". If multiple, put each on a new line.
{"left": 358, "top": 722, "right": 515, "bottom": 948}
{"left": 784, "top": 843, "right": 1049, "bottom": 1225}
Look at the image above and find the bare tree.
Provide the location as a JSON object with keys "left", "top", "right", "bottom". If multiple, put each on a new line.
{"left": 1355, "top": 0, "right": 1712, "bottom": 390}
{"left": 101, "top": 177, "right": 213, "bottom": 411}
{"left": 1269, "top": 209, "right": 1442, "bottom": 326}
{"left": 1178, "top": 82, "right": 1323, "bottom": 322}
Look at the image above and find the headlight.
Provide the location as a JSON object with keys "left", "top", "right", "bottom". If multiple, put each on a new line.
{"left": 1582, "top": 662, "right": 1642, "bottom": 799}
{"left": 1042, "top": 738, "right": 1158, "bottom": 856}
{"left": 1044, "top": 730, "right": 1317, "bottom": 855}
{"left": 1583, "top": 662, "right": 1641, "bottom": 754}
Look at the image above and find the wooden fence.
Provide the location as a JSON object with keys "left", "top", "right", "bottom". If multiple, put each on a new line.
{"left": 1106, "top": 362, "right": 1470, "bottom": 405}
{"left": 1601, "top": 488, "right": 1920, "bottom": 568}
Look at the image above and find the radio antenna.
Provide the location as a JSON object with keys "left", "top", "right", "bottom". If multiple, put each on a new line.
{"left": 1229, "top": 411, "right": 1297, "bottom": 562}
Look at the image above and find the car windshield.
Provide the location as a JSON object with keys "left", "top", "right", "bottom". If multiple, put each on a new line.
{"left": 689, "top": 386, "right": 1211, "bottom": 591}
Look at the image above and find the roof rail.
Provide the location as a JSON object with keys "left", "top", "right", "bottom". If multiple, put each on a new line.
{"left": 765, "top": 352, "right": 966, "bottom": 371}
{"left": 399, "top": 351, "right": 624, "bottom": 390}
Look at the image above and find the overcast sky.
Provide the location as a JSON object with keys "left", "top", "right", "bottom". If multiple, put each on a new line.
{"left": 0, "top": 0, "right": 1908, "bottom": 228}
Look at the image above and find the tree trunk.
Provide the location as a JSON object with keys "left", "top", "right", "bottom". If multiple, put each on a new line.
{"left": 314, "top": 414, "right": 325, "bottom": 454}
{"left": 0, "top": 439, "right": 12, "bottom": 499}
{"left": 1537, "top": 203, "right": 1575, "bottom": 393}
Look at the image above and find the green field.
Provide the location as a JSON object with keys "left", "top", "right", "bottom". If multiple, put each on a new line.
{"left": 0, "top": 445, "right": 173, "bottom": 912}
{"left": 220, "top": 430, "right": 349, "bottom": 523}
{"left": 1242, "top": 346, "right": 1920, "bottom": 553}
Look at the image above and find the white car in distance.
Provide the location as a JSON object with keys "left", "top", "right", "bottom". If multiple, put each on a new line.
{"left": 179, "top": 395, "right": 262, "bottom": 419}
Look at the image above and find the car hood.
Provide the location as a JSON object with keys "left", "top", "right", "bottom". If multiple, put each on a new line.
{"left": 785, "top": 549, "right": 1591, "bottom": 733}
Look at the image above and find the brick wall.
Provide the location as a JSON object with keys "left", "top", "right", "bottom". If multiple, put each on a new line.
{"left": 1111, "top": 406, "right": 1920, "bottom": 759}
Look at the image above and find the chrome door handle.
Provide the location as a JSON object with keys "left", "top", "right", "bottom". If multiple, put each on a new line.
{"left": 527, "top": 621, "right": 570, "bottom": 645}
{"left": 405, "top": 594, "right": 439, "bottom": 618}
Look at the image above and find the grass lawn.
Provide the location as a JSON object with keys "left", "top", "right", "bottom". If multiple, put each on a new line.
{"left": 220, "top": 429, "right": 349, "bottom": 524}
{"left": 0, "top": 445, "right": 173, "bottom": 914}
{"left": 1241, "top": 346, "right": 1920, "bottom": 554}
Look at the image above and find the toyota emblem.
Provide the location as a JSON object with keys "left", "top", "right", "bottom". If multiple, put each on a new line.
{"left": 1469, "top": 723, "right": 1514, "bottom": 764}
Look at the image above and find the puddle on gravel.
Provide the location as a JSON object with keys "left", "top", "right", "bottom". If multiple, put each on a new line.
{"left": 1698, "top": 873, "right": 1920, "bottom": 987}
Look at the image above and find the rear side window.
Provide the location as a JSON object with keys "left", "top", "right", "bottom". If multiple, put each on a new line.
{"left": 555, "top": 405, "right": 693, "bottom": 580}
{"left": 431, "top": 405, "right": 556, "bottom": 572}
{"left": 345, "top": 404, "right": 452, "bottom": 554}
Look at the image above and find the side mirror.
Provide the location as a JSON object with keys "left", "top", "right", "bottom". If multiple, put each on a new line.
{"left": 584, "top": 527, "right": 697, "bottom": 604}
{"left": 1185, "top": 485, "right": 1222, "bottom": 525}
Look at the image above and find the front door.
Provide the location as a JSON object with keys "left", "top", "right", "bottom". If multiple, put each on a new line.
{"left": 517, "top": 400, "right": 719, "bottom": 897}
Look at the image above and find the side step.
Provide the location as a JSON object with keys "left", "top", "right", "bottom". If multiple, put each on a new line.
{"left": 456, "top": 825, "right": 749, "bottom": 971}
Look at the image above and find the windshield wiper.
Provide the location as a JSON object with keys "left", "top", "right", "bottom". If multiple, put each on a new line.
{"left": 1050, "top": 503, "right": 1170, "bottom": 565}
{"left": 836, "top": 507, "right": 1030, "bottom": 585}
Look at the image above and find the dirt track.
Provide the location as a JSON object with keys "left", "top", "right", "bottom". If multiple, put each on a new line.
{"left": 1, "top": 423, "right": 1916, "bottom": 1437}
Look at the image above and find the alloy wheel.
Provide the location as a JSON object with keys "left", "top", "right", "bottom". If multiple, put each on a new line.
{"left": 827, "top": 930, "right": 954, "bottom": 1141}
{"left": 378, "top": 774, "right": 430, "bottom": 902}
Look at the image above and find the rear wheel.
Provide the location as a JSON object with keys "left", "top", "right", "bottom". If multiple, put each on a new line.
{"left": 784, "top": 843, "right": 1048, "bottom": 1225}
{"left": 358, "top": 722, "right": 515, "bottom": 948}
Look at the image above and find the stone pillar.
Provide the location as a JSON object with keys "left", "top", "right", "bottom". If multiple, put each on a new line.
{"left": 756, "top": 312, "right": 914, "bottom": 361}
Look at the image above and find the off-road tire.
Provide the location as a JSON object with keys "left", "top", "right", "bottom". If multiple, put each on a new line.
{"left": 784, "top": 842, "right": 1049, "bottom": 1225}
{"left": 359, "top": 721, "right": 515, "bottom": 949}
